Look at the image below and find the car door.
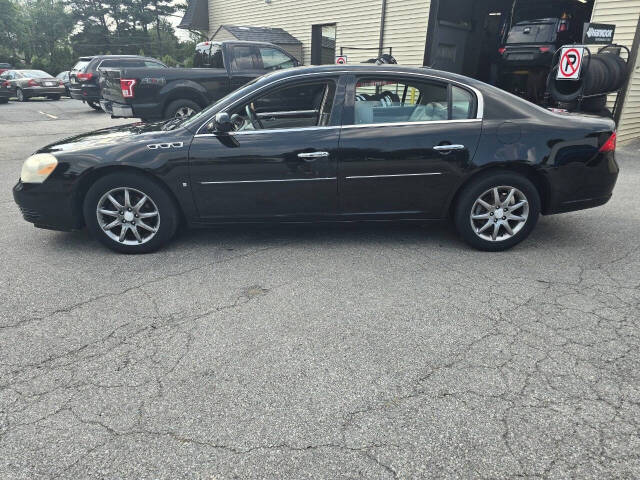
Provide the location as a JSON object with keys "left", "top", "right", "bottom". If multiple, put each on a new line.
{"left": 188, "top": 75, "right": 344, "bottom": 221}
{"left": 338, "top": 74, "right": 483, "bottom": 218}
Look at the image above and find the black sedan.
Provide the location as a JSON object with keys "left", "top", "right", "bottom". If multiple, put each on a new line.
{"left": 1, "top": 69, "right": 65, "bottom": 101}
{"left": 13, "top": 65, "right": 619, "bottom": 253}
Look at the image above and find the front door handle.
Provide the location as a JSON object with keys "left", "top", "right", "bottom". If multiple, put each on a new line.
{"left": 298, "top": 151, "right": 329, "bottom": 162}
{"left": 433, "top": 144, "right": 466, "bottom": 153}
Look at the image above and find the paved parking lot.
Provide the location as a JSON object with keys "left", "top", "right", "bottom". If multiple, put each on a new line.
{"left": 1, "top": 98, "right": 639, "bottom": 479}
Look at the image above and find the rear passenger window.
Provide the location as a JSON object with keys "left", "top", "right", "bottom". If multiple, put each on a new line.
{"left": 354, "top": 78, "right": 448, "bottom": 125}
{"left": 451, "top": 86, "right": 474, "bottom": 120}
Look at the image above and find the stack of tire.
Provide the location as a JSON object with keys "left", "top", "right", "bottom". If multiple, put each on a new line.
{"left": 549, "top": 52, "right": 628, "bottom": 114}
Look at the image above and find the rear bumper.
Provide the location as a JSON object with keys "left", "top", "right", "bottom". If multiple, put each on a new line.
{"left": 69, "top": 84, "right": 100, "bottom": 102}
{"left": 13, "top": 180, "right": 80, "bottom": 231}
{"left": 22, "top": 86, "right": 66, "bottom": 97}
{"left": 100, "top": 99, "right": 134, "bottom": 118}
{"left": 544, "top": 152, "right": 619, "bottom": 215}
{"left": 100, "top": 99, "right": 162, "bottom": 120}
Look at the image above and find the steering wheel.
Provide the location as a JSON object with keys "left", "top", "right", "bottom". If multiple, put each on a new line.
{"left": 245, "top": 103, "right": 264, "bottom": 130}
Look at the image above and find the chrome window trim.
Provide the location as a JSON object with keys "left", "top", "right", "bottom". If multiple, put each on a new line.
{"left": 194, "top": 125, "right": 340, "bottom": 137}
{"left": 200, "top": 177, "right": 336, "bottom": 185}
{"left": 195, "top": 69, "right": 485, "bottom": 136}
{"left": 342, "top": 118, "right": 481, "bottom": 129}
{"left": 346, "top": 173, "right": 443, "bottom": 180}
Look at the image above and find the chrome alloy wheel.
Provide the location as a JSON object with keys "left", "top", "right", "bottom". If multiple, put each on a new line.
{"left": 174, "top": 106, "right": 195, "bottom": 118}
{"left": 469, "top": 186, "right": 529, "bottom": 242}
{"left": 96, "top": 187, "right": 160, "bottom": 245}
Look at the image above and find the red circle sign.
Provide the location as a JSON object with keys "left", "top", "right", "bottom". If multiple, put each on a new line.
{"left": 560, "top": 48, "right": 581, "bottom": 77}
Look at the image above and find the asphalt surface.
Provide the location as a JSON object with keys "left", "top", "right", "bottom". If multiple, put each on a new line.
{"left": 1, "top": 98, "right": 639, "bottom": 479}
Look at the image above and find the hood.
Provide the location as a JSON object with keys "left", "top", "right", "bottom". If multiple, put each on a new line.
{"left": 39, "top": 121, "right": 180, "bottom": 155}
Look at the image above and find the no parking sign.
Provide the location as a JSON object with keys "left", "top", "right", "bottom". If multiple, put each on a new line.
{"left": 335, "top": 55, "right": 348, "bottom": 65}
{"left": 557, "top": 47, "right": 584, "bottom": 80}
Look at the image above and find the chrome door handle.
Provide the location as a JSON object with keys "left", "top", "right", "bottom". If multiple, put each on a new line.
{"left": 433, "top": 144, "right": 466, "bottom": 152}
{"left": 298, "top": 151, "right": 329, "bottom": 161}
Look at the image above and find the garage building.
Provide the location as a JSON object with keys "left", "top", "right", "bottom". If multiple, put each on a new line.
{"left": 179, "top": 0, "right": 640, "bottom": 144}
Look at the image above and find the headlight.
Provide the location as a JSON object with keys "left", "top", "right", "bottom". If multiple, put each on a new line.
{"left": 20, "top": 154, "right": 58, "bottom": 183}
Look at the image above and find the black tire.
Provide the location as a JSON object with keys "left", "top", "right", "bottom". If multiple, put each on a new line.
{"left": 48, "top": 95, "right": 61, "bottom": 101}
{"left": 83, "top": 172, "right": 179, "bottom": 254}
{"left": 164, "top": 99, "right": 202, "bottom": 120}
{"left": 454, "top": 172, "right": 541, "bottom": 252}
{"left": 0, "top": 98, "right": 8, "bottom": 104}
{"left": 581, "top": 94, "right": 608, "bottom": 112}
{"left": 87, "top": 101, "right": 102, "bottom": 111}
{"left": 16, "top": 88, "right": 27, "bottom": 102}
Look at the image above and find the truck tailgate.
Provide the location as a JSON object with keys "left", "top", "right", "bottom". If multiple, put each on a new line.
{"left": 100, "top": 68, "right": 125, "bottom": 103}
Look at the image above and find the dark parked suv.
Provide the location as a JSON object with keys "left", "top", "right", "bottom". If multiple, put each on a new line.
{"left": 69, "top": 55, "right": 166, "bottom": 111}
{"left": 499, "top": 17, "right": 579, "bottom": 69}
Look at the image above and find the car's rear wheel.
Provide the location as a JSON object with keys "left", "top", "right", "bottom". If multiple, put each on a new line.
{"left": 454, "top": 172, "right": 540, "bottom": 251}
{"left": 0, "top": 98, "right": 8, "bottom": 104}
{"left": 164, "top": 99, "right": 201, "bottom": 120}
{"left": 16, "top": 88, "right": 27, "bottom": 102}
{"left": 48, "top": 95, "right": 60, "bottom": 101}
{"left": 87, "top": 101, "right": 102, "bottom": 111}
{"left": 83, "top": 172, "right": 179, "bottom": 254}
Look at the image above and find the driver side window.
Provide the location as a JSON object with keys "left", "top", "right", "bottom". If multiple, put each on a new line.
{"left": 229, "top": 80, "right": 336, "bottom": 132}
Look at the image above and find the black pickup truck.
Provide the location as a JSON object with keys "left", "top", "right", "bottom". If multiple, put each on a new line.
{"left": 100, "top": 40, "right": 300, "bottom": 121}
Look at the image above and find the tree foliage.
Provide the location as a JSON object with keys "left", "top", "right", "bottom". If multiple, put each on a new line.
{"left": 0, "top": 0, "right": 195, "bottom": 73}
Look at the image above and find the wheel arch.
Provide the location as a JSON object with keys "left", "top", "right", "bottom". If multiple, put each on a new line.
{"left": 161, "top": 87, "right": 208, "bottom": 117}
{"left": 73, "top": 165, "right": 186, "bottom": 227}
{"left": 446, "top": 163, "right": 551, "bottom": 218}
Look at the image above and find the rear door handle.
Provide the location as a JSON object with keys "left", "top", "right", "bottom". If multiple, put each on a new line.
{"left": 298, "top": 152, "right": 329, "bottom": 161}
{"left": 433, "top": 144, "right": 466, "bottom": 152}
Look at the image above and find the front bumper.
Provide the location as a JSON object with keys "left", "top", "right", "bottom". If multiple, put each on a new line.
{"left": 13, "top": 180, "right": 80, "bottom": 231}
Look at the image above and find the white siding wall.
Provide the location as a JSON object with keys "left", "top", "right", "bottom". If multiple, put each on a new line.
{"left": 591, "top": 0, "right": 640, "bottom": 143}
{"left": 208, "top": 0, "right": 429, "bottom": 66}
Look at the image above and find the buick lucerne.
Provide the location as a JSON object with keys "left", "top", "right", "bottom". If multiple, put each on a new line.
{"left": 13, "top": 65, "right": 619, "bottom": 253}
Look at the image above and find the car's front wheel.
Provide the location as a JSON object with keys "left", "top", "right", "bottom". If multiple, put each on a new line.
{"left": 454, "top": 172, "right": 540, "bottom": 251}
{"left": 83, "top": 172, "right": 179, "bottom": 254}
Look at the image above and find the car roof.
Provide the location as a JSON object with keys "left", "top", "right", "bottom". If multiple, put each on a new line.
{"left": 261, "top": 64, "right": 489, "bottom": 90}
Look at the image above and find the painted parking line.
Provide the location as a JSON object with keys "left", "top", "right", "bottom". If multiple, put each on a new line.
{"left": 38, "top": 111, "right": 58, "bottom": 119}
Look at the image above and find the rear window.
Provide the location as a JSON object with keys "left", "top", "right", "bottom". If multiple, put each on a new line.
{"left": 21, "top": 70, "right": 51, "bottom": 78}
{"left": 507, "top": 22, "right": 556, "bottom": 44}
{"left": 72, "top": 60, "right": 91, "bottom": 72}
{"left": 194, "top": 44, "right": 224, "bottom": 68}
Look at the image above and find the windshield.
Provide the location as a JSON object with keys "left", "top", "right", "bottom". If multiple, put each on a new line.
{"left": 170, "top": 75, "right": 265, "bottom": 131}
{"left": 21, "top": 70, "right": 52, "bottom": 78}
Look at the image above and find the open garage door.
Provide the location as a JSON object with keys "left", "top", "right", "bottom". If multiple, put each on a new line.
{"left": 425, "top": 0, "right": 595, "bottom": 102}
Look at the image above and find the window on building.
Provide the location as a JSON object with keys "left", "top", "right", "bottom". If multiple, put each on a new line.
{"left": 311, "top": 24, "right": 337, "bottom": 65}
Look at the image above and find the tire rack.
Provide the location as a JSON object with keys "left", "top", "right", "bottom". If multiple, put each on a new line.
{"left": 544, "top": 43, "right": 630, "bottom": 119}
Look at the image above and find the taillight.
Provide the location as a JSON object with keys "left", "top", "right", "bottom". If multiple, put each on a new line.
{"left": 539, "top": 47, "right": 551, "bottom": 53}
{"left": 27, "top": 79, "right": 38, "bottom": 87}
{"left": 2, "top": 81, "right": 9, "bottom": 87}
{"left": 120, "top": 78, "right": 137, "bottom": 98}
{"left": 498, "top": 47, "right": 506, "bottom": 55}
{"left": 77, "top": 72, "right": 93, "bottom": 82}
{"left": 599, "top": 132, "right": 616, "bottom": 153}
{"left": 558, "top": 21, "right": 568, "bottom": 33}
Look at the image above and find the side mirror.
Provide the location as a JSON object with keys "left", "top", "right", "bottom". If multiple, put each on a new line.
{"left": 213, "top": 112, "right": 233, "bottom": 133}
